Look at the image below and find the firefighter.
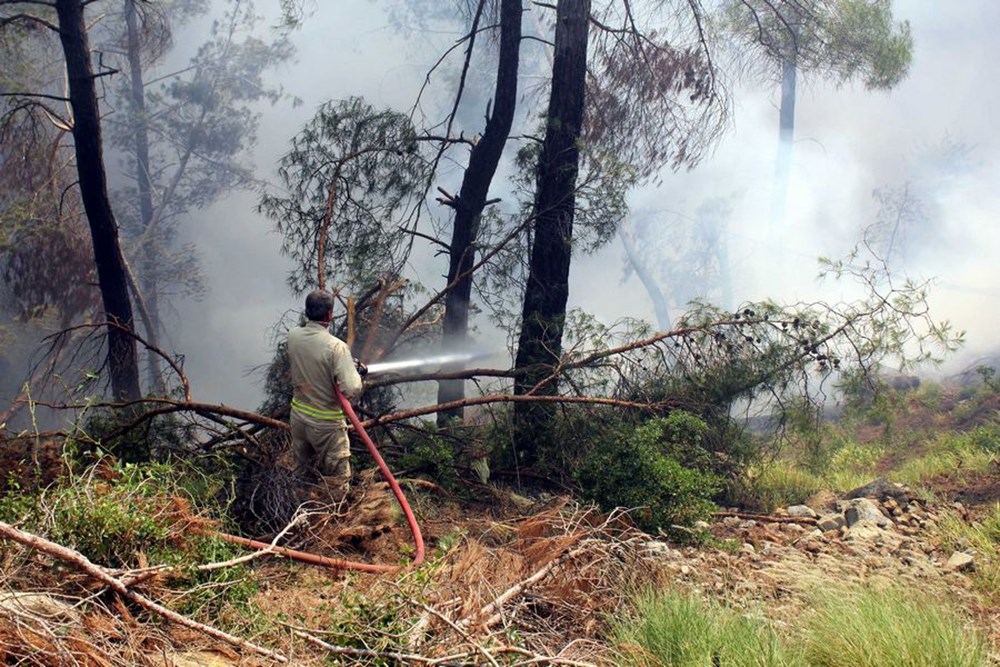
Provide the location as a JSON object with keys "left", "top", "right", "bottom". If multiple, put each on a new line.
{"left": 286, "top": 289, "right": 365, "bottom": 502}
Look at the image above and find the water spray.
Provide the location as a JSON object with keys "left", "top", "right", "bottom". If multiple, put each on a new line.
{"left": 364, "top": 350, "right": 492, "bottom": 376}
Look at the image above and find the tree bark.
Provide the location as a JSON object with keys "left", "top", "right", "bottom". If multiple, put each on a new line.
{"left": 769, "top": 53, "right": 797, "bottom": 239}
{"left": 512, "top": 0, "right": 590, "bottom": 466}
{"left": 437, "top": 0, "right": 523, "bottom": 425}
{"left": 618, "top": 223, "right": 671, "bottom": 331}
{"left": 55, "top": 0, "right": 142, "bottom": 405}
{"left": 124, "top": 0, "right": 167, "bottom": 396}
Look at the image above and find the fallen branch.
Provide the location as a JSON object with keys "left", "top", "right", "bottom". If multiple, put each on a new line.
{"left": 0, "top": 521, "right": 288, "bottom": 663}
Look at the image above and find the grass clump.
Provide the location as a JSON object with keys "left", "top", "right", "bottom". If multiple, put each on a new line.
{"left": 614, "top": 584, "right": 988, "bottom": 667}
{"left": 738, "top": 462, "right": 824, "bottom": 512}
{"left": 613, "top": 588, "right": 800, "bottom": 667}
{"left": 803, "top": 585, "right": 989, "bottom": 667}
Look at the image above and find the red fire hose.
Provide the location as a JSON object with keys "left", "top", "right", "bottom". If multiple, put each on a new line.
{"left": 213, "top": 385, "right": 425, "bottom": 573}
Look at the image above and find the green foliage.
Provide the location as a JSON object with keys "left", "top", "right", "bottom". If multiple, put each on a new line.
{"left": 0, "top": 458, "right": 259, "bottom": 626}
{"left": 721, "top": 0, "right": 913, "bottom": 90}
{"left": 0, "top": 461, "right": 189, "bottom": 567}
{"left": 975, "top": 365, "right": 1000, "bottom": 393}
{"left": 393, "top": 422, "right": 457, "bottom": 488}
{"left": 737, "top": 463, "right": 824, "bottom": 513}
{"left": 576, "top": 414, "right": 720, "bottom": 536}
{"left": 614, "top": 588, "right": 799, "bottom": 667}
{"left": 803, "top": 585, "right": 988, "bottom": 667}
{"left": 259, "top": 96, "right": 429, "bottom": 293}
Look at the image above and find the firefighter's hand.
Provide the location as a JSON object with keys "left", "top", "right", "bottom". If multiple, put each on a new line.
{"left": 354, "top": 358, "right": 368, "bottom": 376}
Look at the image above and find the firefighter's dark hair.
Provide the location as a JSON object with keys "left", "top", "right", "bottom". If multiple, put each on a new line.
{"left": 304, "top": 290, "right": 335, "bottom": 321}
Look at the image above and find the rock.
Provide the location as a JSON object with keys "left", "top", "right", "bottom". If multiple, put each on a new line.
{"left": 740, "top": 542, "right": 756, "bottom": 555}
{"left": 818, "top": 513, "right": 846, "bottom": 532}
{"left": 945, "top": 552, "right": 975, "bottom": 572}
{"left": 0, "top": 592, "right": 81, "bottom": 622}
{"left": 846, "top": 519, "right": 889, "bottom": 542}
{"left": 680, "top": 565, "right": 692, "bottom": 576}
{"left": 722, "top": 516, "right": 742, "bottom": 528}
{"left": 844, "top": 477, "right": 911, "bottom": 502}
{"left": 739, "top": 520, "right": 758, "bottom": 529}
{"left": 642, "top": 541, "right": 682, "bottom": 559}
{"left": 843, "top": 498, "right": 893, "bottom": 528}
{"left": 153, "top": 651, "right": 236, "bottom": 667}
{"left": 693, "top": 520, "right": 711, "bottom": 530}
{"left": 786, "top": 505, "right": 818, "bottom": 519}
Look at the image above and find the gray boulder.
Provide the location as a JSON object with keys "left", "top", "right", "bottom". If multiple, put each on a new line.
{"left": 786, "top": 505, "right": 818, "bottom": 519}
{"left": 843, "top": 497, "right": 893, "bottom": 528}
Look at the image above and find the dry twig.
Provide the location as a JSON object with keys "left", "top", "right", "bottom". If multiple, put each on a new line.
{"left": 0, "top": 521, "right": 288, "bottom": 663}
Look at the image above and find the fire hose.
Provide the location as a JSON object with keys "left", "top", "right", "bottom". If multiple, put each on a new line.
{"left": 212, "top": 384, "right": 425, "bottom": 573}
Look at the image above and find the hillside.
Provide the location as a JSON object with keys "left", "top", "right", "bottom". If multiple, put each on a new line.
{"left": 0, "top": 379, "right": 998, "bottom": 666}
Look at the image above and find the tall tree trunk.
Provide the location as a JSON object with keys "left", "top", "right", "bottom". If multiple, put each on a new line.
{"left": 55, "top": 0, "right": 142, "bottom": 405}
{"left": 769, "top": 53, "right": 797, "bottom": 238}
{"left": 512, "top": 0, "right": 590, "bottom": 467}
{"left": 125, "top": 0, "right": 166, "bottom": 396}
{"left": 437, "top": 0, "right": 522, "bottom": 426}
{"left": 618, "top": 224, "right": 671, "bottom": 331}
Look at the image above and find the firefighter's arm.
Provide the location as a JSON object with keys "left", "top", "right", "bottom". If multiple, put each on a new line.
{"left": 331, "top": 340, "right": 364, "bottom": 399}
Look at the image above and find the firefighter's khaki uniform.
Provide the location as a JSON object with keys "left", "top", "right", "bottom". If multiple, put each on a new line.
{"left": 287, "top": 321, "right": 363, "bottom": 499}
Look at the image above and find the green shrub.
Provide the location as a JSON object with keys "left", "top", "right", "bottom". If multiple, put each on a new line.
{"left": 0, "top": 458, "right": 260, "bottom": 628}
{"left": 576, "top": 414, "right": 720, "bottom": 536}
{"left": 613, "top": 588, "right": 801, "bottom": 667}
{"left": 803, "top": 585, "right": 988, "bottom": 667}
{"left": 0, "top": 462, "right": 177, "bottom": 568}
{"left": 391, "top": 421, "right": 458, "bottom": 487}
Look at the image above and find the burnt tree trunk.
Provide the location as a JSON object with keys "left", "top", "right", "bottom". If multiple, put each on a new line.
{"left": 437, "top": 0, "right": 523, "bottom": 425}
{"left": 56, "top": 0, "right": 142, "bottom": 406}
{"left": 512, "top": 0, "right": 590, "bottom": 466}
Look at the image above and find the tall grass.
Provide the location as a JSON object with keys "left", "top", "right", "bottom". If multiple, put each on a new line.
{"left": 895, "top": 431, "right": 996, "bottom": 488}
{"left": 803, "top": 585, "right": 988, "bottom": 667}
{"left": 738, "top": 463, "right": 823, "bottom": 513}
{"left": 613, "top": 589, "right": 801, "bottom": 667}
{"left": 935, "top": 504, "right": 1000, "bottom": 604}
{"left": 613, "top": 585, "right": 989, "bottom": 667}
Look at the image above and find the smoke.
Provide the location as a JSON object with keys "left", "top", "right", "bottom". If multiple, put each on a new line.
{"left": 146, "top": 0, "right": 1000, "bottom": 411}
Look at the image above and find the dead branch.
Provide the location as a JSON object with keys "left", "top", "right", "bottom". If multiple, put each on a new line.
{"left": 0, "top": 521, "right": 288, "bottom": 663}
{"left": 294, "top": 630, "right": 441, "bottom": 664}
{"left": 408, "top": 596, "right": 501, "bottom": 667}
{"left": 296, "top": 630, "right": 598, "bottom": 667}
{"left": 361, "top": 394, "right": 671, "bottom": 430}
{"left": 359, "top": 277, "right": 408, "bottom": 362}
{"left": 464, "top": 545, "right": 588, "bottom": 631}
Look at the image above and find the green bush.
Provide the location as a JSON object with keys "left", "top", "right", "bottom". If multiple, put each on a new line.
{"left": 576, "top": 414, "right": 719, "bottom": 536}
{"left": 0, "top": 462, "right": 178, "bottom": 568}
{"left": 0, "top": 458, "right": 260, "bottom": 627}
